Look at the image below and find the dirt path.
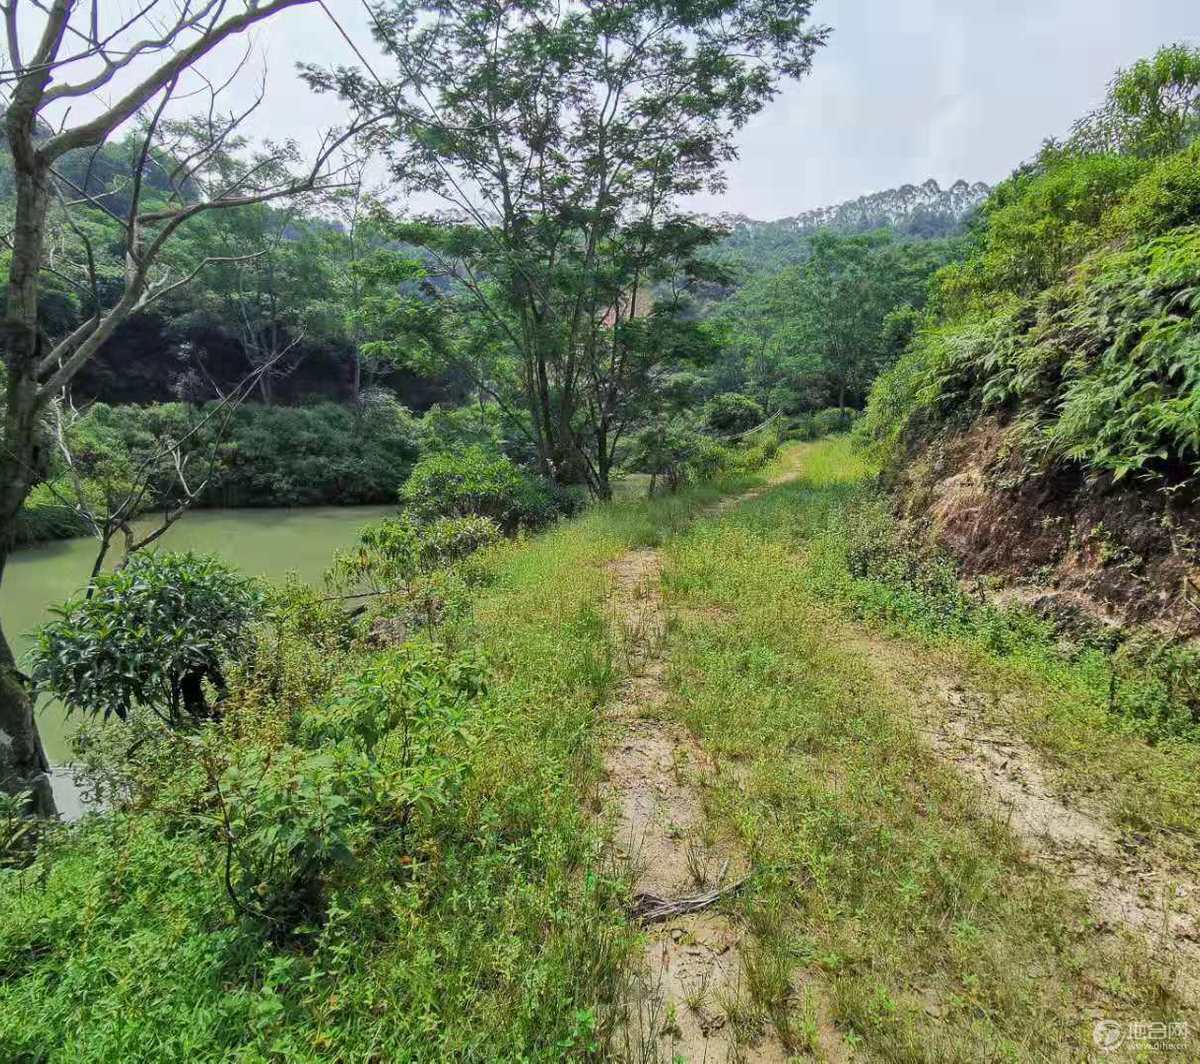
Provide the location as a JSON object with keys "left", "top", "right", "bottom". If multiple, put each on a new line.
{"left": 848, "top": 631, "right": 1200, "bottom": 1003}
{"left": 599, "top": 449, "right": 1196, "bottom": 1059}
{"left": 601, "top": 461, "right": 846, "bottom": 1062}
{"left": 602, "top": 547, "right": 781, "bottom": 1063}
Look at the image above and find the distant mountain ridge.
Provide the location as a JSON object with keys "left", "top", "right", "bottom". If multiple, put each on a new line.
{"left": 721, "top": 178, "right": 992, "bottom": 240}
{"left": 706, "top": 178, "right": 991, "bottom": 276}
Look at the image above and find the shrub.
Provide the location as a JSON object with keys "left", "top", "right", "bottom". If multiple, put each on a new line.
{"left": 731, "top": 426, "right": 782, "bottom": 471}
{"left": 301, "top": 643, "right": 482, "bottom": 762}
{"left": 327, "top": 513, "right": 501, "bottom": 592}
{"left": 685, "top": 436, "right": 736, "bottom": 482}
{"left": 1103, "top": 141, "right": 1200, "bottom": 242}
{"left": 13, "top": 398, "right": 429, "bottom": 549}
{"left": 786, "top": 413, "right": 817, "bottom": 441}
{"left": 30, "top": 551, "right": 262, "bottom": 725}
{"left": 0, "top": 790, "right": 42, "bottom": 869}
{"left": 418, "top": 401, "right": 539, "bottom": 467}
{"left": 680, "top": 428, "right": 780, "bottom": 483}
{"left": 960, "top": 153, "right": 1148, "bottom": 297}
{"left": 399, "top": 446, "right": 560, "bottom": 530}
{"left": 703, "top": 392, "right": 764, "bottom": 435}
{"left": 1042, "top": 228, "right": 1200, "bottom": 480}
{"left": 214, "top": 742, "right": 381, "bottom": 938}
{"left": 813, "top": 406, "right": 858, "bottom": 436}
{"left": 212, "top": 645, "right": 480, "bottom": 937}
{"left": 627, "top": 420, "right": 705, "bottom": 492}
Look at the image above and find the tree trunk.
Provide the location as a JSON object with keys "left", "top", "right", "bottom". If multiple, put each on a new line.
{"left": 0, "top": 553, "right": 55, "bottom": 816}
{"left": 593, "top": 419, "right": 613, "bottom": 501}
{"left": 1, "top": 148, "right": 56, "bottom": 815}
{"left": 258, "top": 366, "right": 273, "bottom": 406}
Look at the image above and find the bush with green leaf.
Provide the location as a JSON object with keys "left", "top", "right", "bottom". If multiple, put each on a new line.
{"left": 812, "top": 406, "right": 859, "bottom": 436}
{"left": 1103, "top": 140, "right": 1200, "bottom": 241}
{"left": 214, "top": 644, "right": 480, "bottom": 937}
{"left": 627, "top": 419, "right": 705, "bottom": 492}
{"left": 210, "top": 399, "right": 423, "bottom": 507}
{"left": 214, "top": 742, "right": 379, "bottom": 938}
{"left": 399, "top": 446, "right": 560, "bottom": 530}
{"left": 29, "top": 551, "right": 262, "bottom": 725}
{"left": 0, "top": 791, "right": 42, "bottom": 869}
{"left": 702, "top": 392, "right": 764, "bottom": 435}
{"left": 327, "top": 513, "right": 501, "bottom": 593}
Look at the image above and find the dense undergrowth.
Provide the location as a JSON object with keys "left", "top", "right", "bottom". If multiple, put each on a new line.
{"left": 0, "top": 449, "right": 770, "bottom": 1060}
{"left": 861, "top": 45, "right": 1200, "bottom": 492}
{"left": 660, "top": 440, "right": 1195, "bottom": 1058}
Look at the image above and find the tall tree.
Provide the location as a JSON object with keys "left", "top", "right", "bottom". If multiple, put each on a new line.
{"left": 717, "top": 231, "right": 961, "bottom": 410}
{"left": 309, "top": 0, "right": 827, "bottom": 496}
{"left": 0, "top": 0, "right": 362, "bottom": 811}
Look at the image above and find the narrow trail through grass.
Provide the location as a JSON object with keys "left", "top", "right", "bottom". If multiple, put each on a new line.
{"left": 600, "top": 453, "right": 835, "bottom": 1062}
{"left": 606, "top": 439, "right": 1198, "bottom": 1060}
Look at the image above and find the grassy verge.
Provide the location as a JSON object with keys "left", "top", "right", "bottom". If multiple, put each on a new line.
{"left": 761, "top": 439, "right": 1200, "bottom": 851}
{"left": 659, "top": 439, "right": 1195, "bottom": 1056}
{"left": 0, "top": 464, "right": 767, "bottom": 1061}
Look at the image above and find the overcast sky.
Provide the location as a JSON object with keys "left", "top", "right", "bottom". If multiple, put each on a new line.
{"left": 240, "top": 0, "right": 1198, "bottom": 220}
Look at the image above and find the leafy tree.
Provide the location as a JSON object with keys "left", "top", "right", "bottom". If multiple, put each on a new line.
{"left": 716, "top": 230, "right": 959, "bottom": 410}
{"left": 306, "top": 0, "right": 827, "bottom": 497}
{"left": 0, "top": 0, "right": 363, "bottom": 809}
{"left": 181, "top": 203, "right": 338, "bottom": 404}
{"left": 30, "top": 552, "right": 262, "bottom": 726}
{"left": 703, "top": 393, "right": 765, "bottom": 435}
{"left": 1067, "top": 43, "right": 1200, "bottom": 158}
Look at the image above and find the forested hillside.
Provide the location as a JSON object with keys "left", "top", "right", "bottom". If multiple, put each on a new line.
{"left": 715, "top": 177, "right": 989, "bottom": 272}
{"left": 861, "top": 44, "right": 1200, "bottom": 631}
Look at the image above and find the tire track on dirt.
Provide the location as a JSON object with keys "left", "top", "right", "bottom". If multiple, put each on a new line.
{"left": 601, "top": 462, "right": 846, "bottom": 1062}
{"left": 603, "top": 547, "right": 786, "bottom": 1063}
{"left": 848, "top": 631, "right": 1200, "bottom": 1004}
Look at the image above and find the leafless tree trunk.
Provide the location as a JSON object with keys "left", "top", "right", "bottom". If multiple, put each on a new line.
{"left": 0, "top": 0, "right": 367, "bottom": 812}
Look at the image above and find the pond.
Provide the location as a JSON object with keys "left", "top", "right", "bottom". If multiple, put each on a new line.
{"left": 2, "top": 505, "right": 393, "bottom": 809}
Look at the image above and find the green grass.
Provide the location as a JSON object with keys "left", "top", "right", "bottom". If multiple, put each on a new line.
{"left": 6, "top": 439, "right": 1194, "bottom": 1060}
{"left": 784, "top": 440, "right": 1200, "bottom": 853}
{"left": 0, "top": 464, "right": 770, "bottom": 1062}
{"left": 658, "top": 438, "right": 1197, "bottom": 1057}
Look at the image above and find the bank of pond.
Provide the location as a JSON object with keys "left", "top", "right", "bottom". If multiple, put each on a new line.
{"left": 4, "top": 505, "right": 394, "bottom": 795}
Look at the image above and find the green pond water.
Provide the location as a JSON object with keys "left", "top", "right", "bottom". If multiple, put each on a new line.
{"left": 3, "top": 506, "right": 392, "bottom": 780}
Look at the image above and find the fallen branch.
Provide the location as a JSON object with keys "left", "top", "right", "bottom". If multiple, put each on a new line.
{"left": 629, "top": 875, "right": 751, "bottom": 925}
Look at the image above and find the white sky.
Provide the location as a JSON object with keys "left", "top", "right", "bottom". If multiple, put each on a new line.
{"left": 25, "top": 1, "right": 1200, "bottom": 220}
